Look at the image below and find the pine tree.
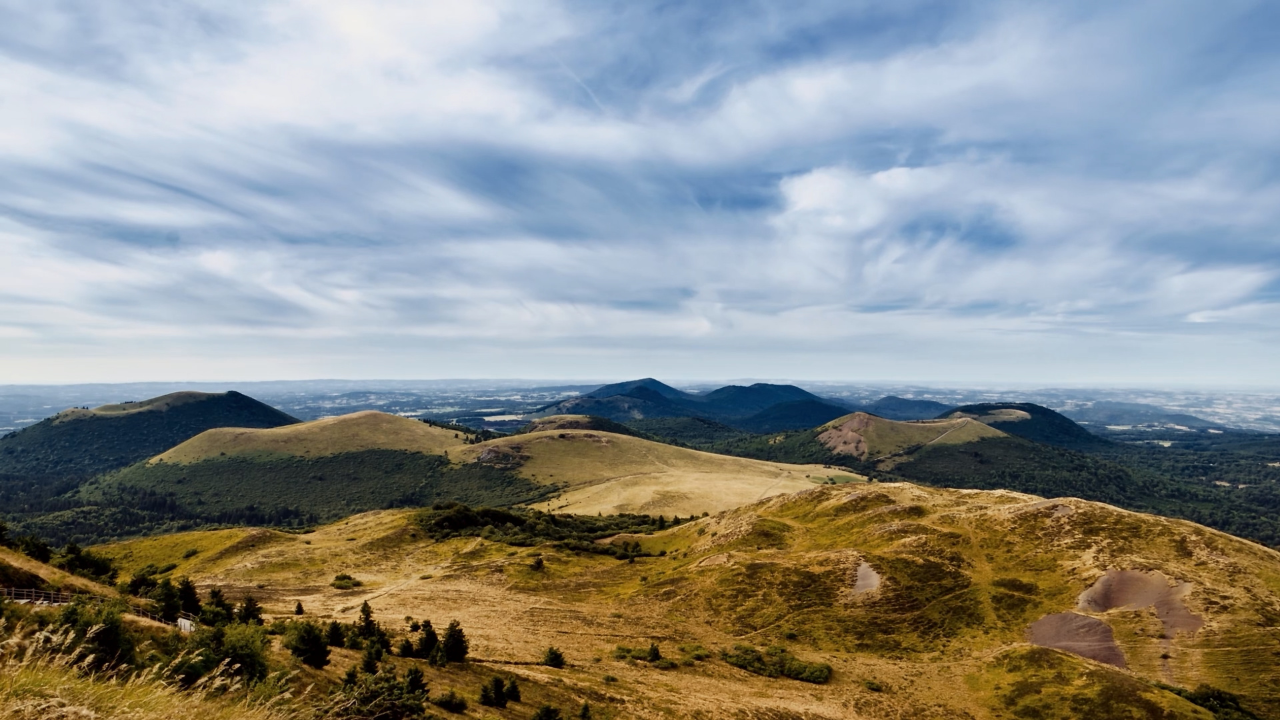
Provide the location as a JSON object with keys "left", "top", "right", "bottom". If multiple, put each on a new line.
{"left": 325, "top": 620, "right": 346, "bottom": 647}
{"left": 283, "top": 620, "right": 330, "bottom": 669}
{"left": 404, "top": 666, "right": 427, "bottom": 695}
{"left": 504, "top": 677, "right": 521, "bottom": 702}
{"left": 237, "top": 595, "right": 263, "bottom": 625}
{"left": 442, "top": 619, "right": 468, "bottom": 663}
{"left": 578, "top": 702, "right": 593, "bottom": 719}
{"left": 176, "top": 577, "right": 201, "bottom": 615}
{"left": 397, "top": 638, "right": 415, "bottom": 657}
{"left": 294, "top": 601, "right": 304, "bottom": 615}
{"left": 479, "top": 676, "right": 507, "bottom": 708}
{"left": 416, "top": 620, "right": 439, "bottom": 657}
{"left": 360, "top": 641, "right": 383, "bottom": 674}
{"left": 358, "top": 601, "right": 377, "bottom": 637}
{"left": 479, "top": 684, "right": 496, "bottom": 707}
{"left": 427, "top": 642, "right": 447, "bottom": 667}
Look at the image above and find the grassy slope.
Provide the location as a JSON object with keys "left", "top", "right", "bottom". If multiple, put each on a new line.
{"left": 459, "top": 428, "right": 852, "bottom": 516}
{"left": 92, "top": 482, "right": 1280, "bottom": 720}
{"left": 817, "top": 412, "right": 1006, "bottom": 460}
{"left": 153, "top": 411, "right": 466, "bottom": 463}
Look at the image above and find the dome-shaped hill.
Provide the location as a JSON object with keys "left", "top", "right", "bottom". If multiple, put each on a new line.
{"left": 816, "top": 412, "right": 1006, "bottom": 461}
{"left": 943, "top": 402, "right": 1109, "bottom": 450}
{"left": 152, "top": 410, "right": 467, "bottom": 464}
{"left": 0, "top": 390, "right": 298, "bottom": 478}
{"left": 518, "top": 414, "right": 649, "bottom": 438}
{"left": 459, "top": 428, "right": 856, "bottom": 517}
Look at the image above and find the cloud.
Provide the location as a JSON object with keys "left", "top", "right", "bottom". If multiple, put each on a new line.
{"left": 0, "top": 0, "right": 1278, "bottom": 383}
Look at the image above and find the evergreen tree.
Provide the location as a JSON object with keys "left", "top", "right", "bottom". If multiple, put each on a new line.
{"left": 504, "top": 677, "right": 521, "bottom": 703}
{"left": 283, "top": 620, "right": 330, "bottom": 669}
{"left": 479, "top": 676, "right": 507, "bottom": 708}
{"left": 415, "top": 620, "right": 438, "bottom": 657}
{"left": 201, "top": 588, "right": 234, "bottom": 626}
{"left": 150, "top": 578, "right": 180, "bottom": 623}
{"left": 404, "top": 666, "right": 427, "bottom": 695}
{"left": 325, "top": 620, "right": 346, "bottom": 648}
{"left": 427, "top": 642, "right": 447, "bottom": 667}
{"left": 360, "top": 640, "right": 383, "bottom": 674}
{"left": 578, "top": 702, "right": 593, "bottom": 719}
{"left": 294, "top": 601, "right": 304, "bottom": 615}
{"left": 442, "top": 619, "right": 468, "bottom": 662}
{"left": 646, "top": 642, "right": 661, "bottom": 662}
{"left": 176, "top": 577, "right": 201, "bottom": 615}
{"left": 358, "top": 601, "right": 377, "bottom": 637}
{"left": 397, "top": 638, "right": 415, "bottom": 657}
{"left": 237, "top": 595, "right": 263, "bottom": 625}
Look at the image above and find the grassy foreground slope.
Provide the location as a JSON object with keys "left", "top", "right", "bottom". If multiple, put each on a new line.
{"left": 95, "top": 482, "right": 1280, "bottom": 719}
{"left": 457, "top": 423, "right": 854, "bottom": 516}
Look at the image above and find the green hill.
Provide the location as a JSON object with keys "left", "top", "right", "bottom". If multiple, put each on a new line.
{"left": 62, "top": 412, "right": 544, "bottom": 542}
{"left": 0, "top": 391, "right": 299, "bottom": 478}
{"left": 943, "top": 402, "right": 1109, "bottom": 450}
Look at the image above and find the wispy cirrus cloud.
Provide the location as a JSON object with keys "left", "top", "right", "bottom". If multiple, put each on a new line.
{"left": 1, "top": 0, "right": 1278, "bottom": 384}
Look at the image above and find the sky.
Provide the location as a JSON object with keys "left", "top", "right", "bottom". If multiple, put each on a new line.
{"left": 1, "top": 1, "right": 1279, "bottom": 386}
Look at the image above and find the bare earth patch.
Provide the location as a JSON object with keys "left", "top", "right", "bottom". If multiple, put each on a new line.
{"left": 1028, "top": 612, "right": 1127, "bottom": 668}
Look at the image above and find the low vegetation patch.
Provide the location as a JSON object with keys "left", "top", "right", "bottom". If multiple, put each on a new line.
{"left": 415, "top": 502, "right": 688, "bottom": 558}
{"left": 720, "top": 644, "right": 832, "bottom": 683}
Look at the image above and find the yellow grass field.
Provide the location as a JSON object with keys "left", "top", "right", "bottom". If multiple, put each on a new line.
{"left": 460, "top": 428, "right": 861, "bottom": 516}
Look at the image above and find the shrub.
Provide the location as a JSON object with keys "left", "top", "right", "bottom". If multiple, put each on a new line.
{"left": 720, "top": 644, "right": 831, "bottom": 684}
{"left": 505, "top": 676, "right": 522, "bottom": 701}
{"left": 415, "top": 620, "right": 438, "bottom": 658}
{"left": 283, "top": 620, "right": 330, "bottom": 669}
{"left": 332, "top": 573, "right": 364, "bottom": 590}
{"left": 338, "top": 669, "right": 431, "bottom": 719}
{"left": 431, "top": 689, "right": 468, "bottom": 713}
{"left": 531, "top": 706, "right": 563, "bottom": 720}
{"left": 542, "top": 646, "right": 566, "bottom": 668}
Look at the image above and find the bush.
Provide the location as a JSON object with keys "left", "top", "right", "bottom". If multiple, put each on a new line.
{"left": 283, "top": 620, "right": 330, "bottom": 669}
{"left": 431, "top": 689, "right": 468, "bottom": 713}
{"left": 332, "top": 573, "right": 364, "bottom": 590}
{"left": 531, "top": 706, "right": 563, "bottom": 720}
{"left": 338, "top": 670, "right": 431, "bottom": 719}
{"left": 542, "top": 646, "right": 566, "bottom": 668}
{"left": 720, "top": 644, "right": 831, "bottom": 684}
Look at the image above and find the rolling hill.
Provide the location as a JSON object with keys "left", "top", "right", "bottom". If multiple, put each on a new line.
{"left": 0, "top": 390, "right": 299, "bottom": 478}
{"left": 67, "top": 412, "right": 544, "bottom": 540}
{"left": 533, "top": 378, "right": 850, "bottom": 428}
{"left": 91, "top": 481, "right": 1280, "bottom": 719}
{"left": 43, "top": 412, "right": 853, "bottom": 542}
{"left": 456, "top": 422, "right": 855, "bottom": 516}
{"left": 943, "top": 402, "right": 1110, "bottom": 450}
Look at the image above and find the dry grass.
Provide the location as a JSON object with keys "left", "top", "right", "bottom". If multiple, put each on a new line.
{"left": 0, "top": 623, "right": 302, "bottom": 720}
{"left": 51, "top": 392, "right": 220, "bottom": 424}
{"left": 152, "top": 412, "right": 467, "bottom": 464}
{"left": 459, "top": 429, "right": 857, "bottom": 516}
{"left": 91, "top": 482, "right": 1280, "bottom": 719}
